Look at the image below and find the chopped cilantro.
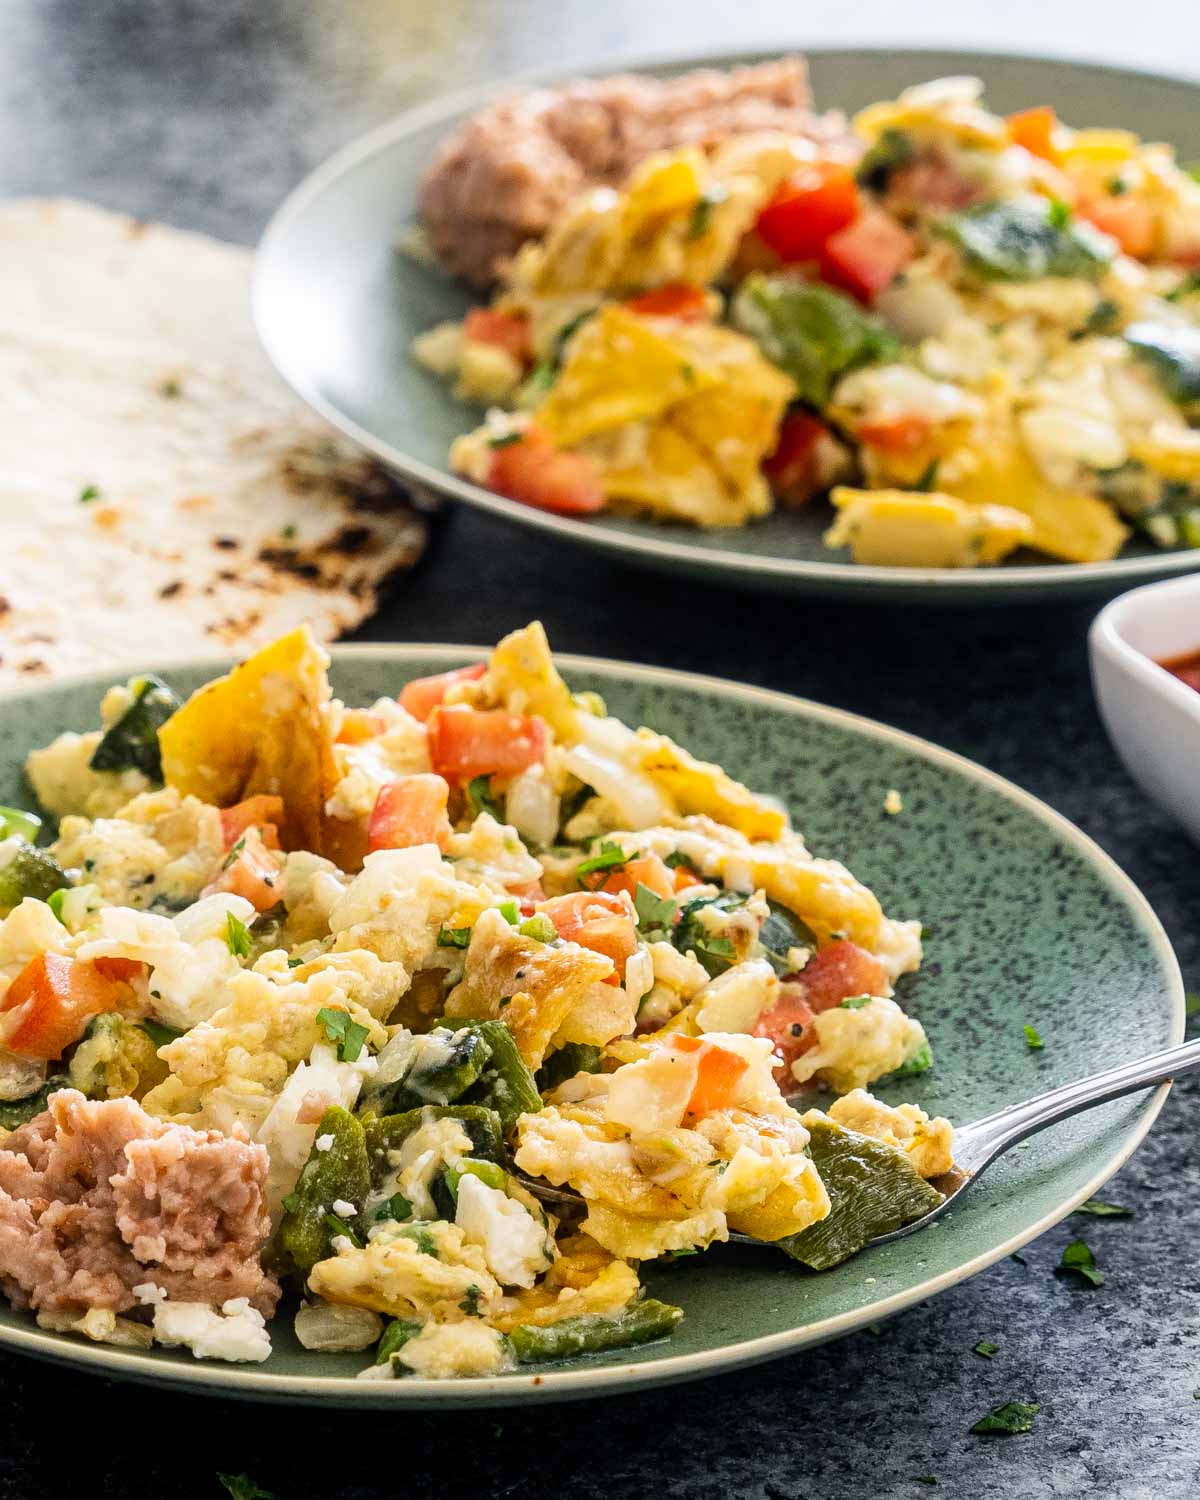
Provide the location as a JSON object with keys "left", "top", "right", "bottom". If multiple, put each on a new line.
{"left": 286, "top": 956, "right": 304, "bottom": 968}
{"left": 437, "top": 925, "right": 473, "bottom": 949}
{"left": 322, "top": 1212, "right": 362, "bottom": 1249}
{"left": 466, "top": 774, "right": 502, "bottom": 820}
{"left": 892, "top": 1040, "right": 933, "bottom": 1077}
{"left": 395, "top": 1224, "right": 439, "bottom": 1257}
{"left": 217, "top": 1477, "right": 275, "bottom": 1500}
{"left": 1023, "top": 1023, "right": 1044, "bottom": 1050}
{"left": 46, "top": 887, "right": 68, "bottom": 923}
{"left": 634, "top": 881, "right": 677, "bottom": 940}
{"left": 222, "top": 835, "right": 247, "bottom": 870}
{"left": 1071, "top": 297, "right": 1121, "bottom": 339}
{"left": 373, "top": 1193, "right": 412, "bottom": 1223}
{"left": 1106, "top": 175, "right": 1128, "bottom": 196}
{"left": 316, "top": 1006, "right": 370, "bottom": 1063}
{"left": 1073, "top": 1198, "right": 1134, "bottom": 1218}
{"left": 1047, "top": 196, "right": 1072, "bottom": 229}
{"left": 1058, "top": 1237, "right": 1104, "bottom": 1287}
{"left": 1010, "top": 1251, "right": 1027, "bottom": 1266}
{"left": 974, "top": 1340, "right": 999, "bottom": 1359}
{"left": 971, "top": 1401, "right": 1039, "bottom": 1435}
{"left": 140, "top": 1019, "right": 184, "bottom": 1049}
{"left": 159, "top": 377, "right": 182, "bottom": 398}
{"left": 225, "top": 911, "right": 251, "bottom": 958}
{"left": 914, "top": 459, "right": 940, "bottom": 492}
{"left": 840, "top": 995, "right": 875, "bottom": 1010}
{"left": 680, "top": 362, "right": 696, "bottom": 384}
{"left": 280, "top": 522, "right": 298, "bottom": 541}
{"left": 663, "top": 850, "right": 699, "bottom": 873}
{"left": 78, "top": 483, "right": 101, "bottom": 504}
{"left": 576, "top": 841, "right": 629, "bottom": 880}
{"left": 1167, "top": 273, "right": 1200, "bottom": 305}
{"left": 488, "top": 430, "right": 523, "bottom": 449}
{"left": 459, "top": 1284, "right": 484, "bottom": 1317}
{"left": 688, "top": 186, "right": 727, "bottom": 239}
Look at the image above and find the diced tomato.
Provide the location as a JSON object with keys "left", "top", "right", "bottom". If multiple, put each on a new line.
{"left": 763, "top": 410, "right": 832, "bottom": 505}
{"left": 463, "top": 307, "right": 533, "bottom": 364}
{"left": 487, "top": 428, "right": 606, "bottom": 517}
{"left": 427, "top": 704, "right": 547, "bottom": 784}
{"left": 794, "top": 940, "right": 889, "bottom": 1011}
{"left": 206, "top": 828, "right": 283, "bottom": 913}
{"left": 399, "top": 663, "right": 487, "bottom": 724}
{"left": 752, "top": 939, "right": 889, "bottom": 1079}
{"left": 672, "top": 863, "right": 704, "bottom": 892}
{"left": 1006, "top": 105, "right": 1061, "bottom": 163}
{"left": 624, "top": 283, "right": 709, "bottom": 321}
{"left": 595, "top": 853, "right": 675, "bottom": 902}
{"left": 856, "top": 414, "right": 935, "bottom": 454}
{"left": 336, "top": 709, "right": 388, "bottom": 745}
{"left": 0, "top": 954, "right": 128, "bottom": 1061}
{"left": 752, "top": 983, "right": 818, "bottom": 1075}
{"left": 1082, "top": 195, "right": 1155, "bottom": 261}
{"left": 668, "top": 1033, "right": 751, "bottom": 1118}
{"left": 819, "top": 205, "right": 915, "bottom": 303}
{"left": 219, "top": 795, "right": 284, "bottom": 851}
{"left": 755, "top": 162, "right": 860, "bottom": 263}
{"left": 368, "top": 774, "right": 452, "bottom": 853}
{"left": 537, "top": 890, "right": 637, "bottom": 985}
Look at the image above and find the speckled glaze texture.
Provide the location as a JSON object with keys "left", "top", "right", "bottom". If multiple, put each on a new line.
{"left": 0, "top": 648, "right": 1179, "bottom": 1407}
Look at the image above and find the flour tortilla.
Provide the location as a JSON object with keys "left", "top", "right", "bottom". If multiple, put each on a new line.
{"left": 0, "top": 199, "right": 427, "bottom": 681}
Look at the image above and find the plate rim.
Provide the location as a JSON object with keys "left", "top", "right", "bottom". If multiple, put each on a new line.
{"left": 0, "top": 641, "right": 1183, "bottom": 1403}
{"left": 253, "top": 42, "right": 1200, "bottom": 597}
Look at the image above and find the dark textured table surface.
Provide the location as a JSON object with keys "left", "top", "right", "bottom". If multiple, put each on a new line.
{"left": 3, "top": 4, "right": 1200, "bottom": 1497}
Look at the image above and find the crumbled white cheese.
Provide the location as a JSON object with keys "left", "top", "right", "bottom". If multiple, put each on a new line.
{"left": 332, "top": 1199, "right": 356, "bottom": 1218}
{"left": 132, "top": 1282, "right": 168, "bottom": 1306}
{"left": 152, "top": 1298, "right": 271, "bottom": 1363}
{"left": 315, "top": 1134, "right": 334, "bottom": 1153}
{"left": 454, "top": 1173, "right": 548, "bottom": 1289}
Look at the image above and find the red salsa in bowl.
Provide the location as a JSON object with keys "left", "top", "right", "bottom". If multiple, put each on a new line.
{"left": 1159, "top": 649, "right": 1200, "bottom": 694}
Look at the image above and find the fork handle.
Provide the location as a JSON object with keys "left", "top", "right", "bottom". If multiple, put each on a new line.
{"left": 958, "top": 1032, "right": 1200, "bottom": 1162}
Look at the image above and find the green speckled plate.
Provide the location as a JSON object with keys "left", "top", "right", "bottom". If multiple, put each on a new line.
{"left": 255, "top": 47, "right": 1200, "bottom": 601}
{"left": 0, "top": 646, "right": 1182, "bottom": 1404}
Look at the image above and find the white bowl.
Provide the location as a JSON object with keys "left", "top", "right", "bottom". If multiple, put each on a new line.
{"left": 1090, "top": 574, "right": 1200, "bottom": 843}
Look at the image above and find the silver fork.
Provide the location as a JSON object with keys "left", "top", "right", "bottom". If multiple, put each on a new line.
{"left": 520, "top": 1036, "right": 1200, "bottom": 1248}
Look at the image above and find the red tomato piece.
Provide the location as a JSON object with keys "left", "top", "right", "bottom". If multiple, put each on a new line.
{"left": 206, "top": 828, "right": 284, "bottom": 912}
{"left": 368, "top": 774, "right": 453, "bottom": 853}
{"left": 399, "top": 663, "right": 486, "bottom": 724}
{"left": 537, "top": 890, "right": 637, "bottom": 985}
{"left": 1082, "top": 196, "right": 1155, "bottom": 260}
{"left": 624, "top": 283, "right": 709, "bottom": 320}
{"left": 1006, "top": 105, "right": 1061, "bottom": 162}
{"left": 595, "top": 853, "right": 675, "bottom": 902}
{"left": 755, "top": 162, "right": 860, "bottom": 262}
{"left": 794, "top": 939, "right": 890, "bottom": 1012}
{"left": 672, "top": 864, "right": 704, "bottom": 892}
{"left": 667, "top": 1034, "right": 751, "bottom": 1118}
{"left": 856, "top": 414, "right": 935, "bottom": 454}
{"left": 752, "top": 983, "right": 818, "bottom": 1075}
{"left": 819, "top": 205, "right": 915, "bottom": 303}
{"left": 91, "top": 957, "right": 146, "bottom": 984}
{"left": 463, "top": 307, "right": 533, "bottom": 364}
{"left": 0, "top": 954, "right": 127, "bottom": 1061}
{"left": 219, "top": 795, "right": 285, "bottom": 851}
{"left": 427, "top": 704, "right": 547, "bottom": 784}
{"left": 336, "top": 709, "right": 388, "bottom": 745}
{"left": 763, "top": 410, "right": 833, "bottom": 505}
{"left": 487, "top": 429, "right": 606, "bottom": 517}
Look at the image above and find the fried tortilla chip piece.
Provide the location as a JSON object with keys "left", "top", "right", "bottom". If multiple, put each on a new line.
{"left": 444, "top": 907, "right": 614, "bottom": 1068}
{"left": 158, "top": 626, "right": 337, "bottom": 853}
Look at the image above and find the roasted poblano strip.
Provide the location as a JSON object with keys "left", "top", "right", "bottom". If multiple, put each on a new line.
{"left": 277, "top": 1106, "right": 371, "bottom": 1276}
{"left": 775, "top": 1117, "right": 943, "bottom": 1270}
{"left": 89, "top": 674, "right": 181, "bottom": 780}
{"left": 537, "top": 1042, "right": 604, "bottom": 1092}
{"left": 363, "top": 1105, "right": 507, "bottom": 1177}
{"left": 0, "top": 843, "right": 70, "bottom": 911}
{"left": 0, "top": 1074, "right": 71, "bottom": 1131}
{"left": 375, "top": 1318, "right": 423, "bottom": 1366}
{"left": 507, "top": 1298, "right": 683, "bottom": 1363}
{"left": 454, "top": 1019, "right": 542, "bottom": 1129}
